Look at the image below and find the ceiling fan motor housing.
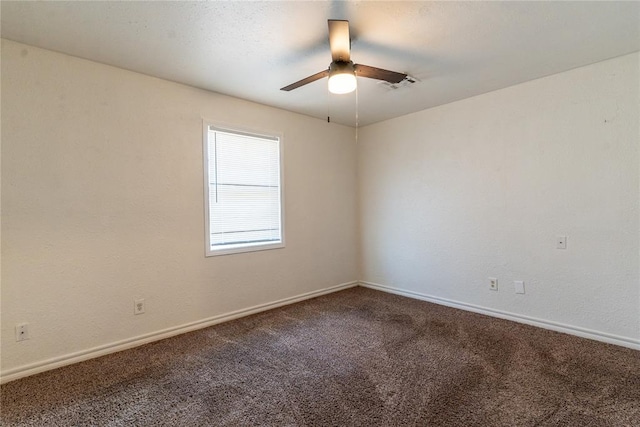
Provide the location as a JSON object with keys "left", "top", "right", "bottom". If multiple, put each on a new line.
{"left": 330, "top": 60, "right": 355, "bottom": 75}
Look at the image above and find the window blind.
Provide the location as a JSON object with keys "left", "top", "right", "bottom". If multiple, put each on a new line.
{"left": 206, "top": 127, "right": 282, "bottom": 254}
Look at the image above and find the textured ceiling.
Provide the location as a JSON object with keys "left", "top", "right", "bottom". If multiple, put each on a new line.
{"left": 2, "top": 1, "right": 639, "bottom": 127}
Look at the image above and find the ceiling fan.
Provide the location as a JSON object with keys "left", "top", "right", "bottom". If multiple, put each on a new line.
{"left": 280, "top": 20, "right": 408, "bottom": 94}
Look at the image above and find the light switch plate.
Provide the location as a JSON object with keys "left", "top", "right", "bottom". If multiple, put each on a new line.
{"left": 514, "top": 281, "right": 525, "bottom": 294}
{"left": 556, "top": 236, "right": 567, "bottom": 249}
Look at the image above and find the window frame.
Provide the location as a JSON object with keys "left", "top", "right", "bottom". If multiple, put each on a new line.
{"left": 202, "top": 120, "right": 285, "bottom": 257}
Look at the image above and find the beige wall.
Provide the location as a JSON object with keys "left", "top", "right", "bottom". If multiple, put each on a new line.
{"left": 1, "top": 40, "right": 358, "bottom": 378}
{"left": 358, "top": 53, "right": 640, "bottom": 347}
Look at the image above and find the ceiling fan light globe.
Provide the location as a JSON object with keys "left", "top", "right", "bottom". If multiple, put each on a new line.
{"left": 328, "top": 73, "right": 357, "bottom": 94}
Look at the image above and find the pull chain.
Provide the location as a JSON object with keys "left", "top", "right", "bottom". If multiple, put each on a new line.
{"left": 327, "top": 83, "right": 330, "bottom": 123}
{"left": 355, "top": 83, "right": 359, "bottom": 143}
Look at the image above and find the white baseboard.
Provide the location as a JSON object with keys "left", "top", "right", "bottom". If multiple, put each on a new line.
{"left": 0, "top": 281, "right": 358, "bottom": 384}
{"left": 360, "top": 281, "right": 640, "bottom": 351}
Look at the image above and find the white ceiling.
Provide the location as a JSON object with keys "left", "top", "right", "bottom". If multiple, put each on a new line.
{"left": 2, "top": 1, "right": 639, "bottom": 127}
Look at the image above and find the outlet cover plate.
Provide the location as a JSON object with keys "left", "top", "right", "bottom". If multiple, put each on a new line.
{"left": 134, "top": 299, "right": 145, "bottom": 315}
{"left": 489, "top": 277, "right": 498, "bottom": 291}
{"left": 514, "top": 281, "right": 525, "bottom": 294}
{"left": 15, "top": 323, "right": 30, "bottom": 341}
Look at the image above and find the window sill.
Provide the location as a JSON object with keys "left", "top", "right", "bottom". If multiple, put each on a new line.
{"left": 205, "top": 241, "right": 285, "bottom": 257}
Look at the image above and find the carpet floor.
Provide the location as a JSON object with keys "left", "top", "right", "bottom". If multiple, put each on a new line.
{"left": 1, "top": 287, "right": 639, "bottom": 426}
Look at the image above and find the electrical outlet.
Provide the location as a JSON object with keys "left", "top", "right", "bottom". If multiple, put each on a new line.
{"left": 15, "top": 323, "right": 30, "bottom": 342}
{"left": 489, "top": 277, "right": 498, "bottom": 291}
{"left": 134, "top": 299, "right": 145, "bottom": 315}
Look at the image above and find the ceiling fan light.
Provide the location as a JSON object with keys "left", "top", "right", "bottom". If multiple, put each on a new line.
{"left": 328, "top": 61, "right": 357, "bottom": 94}
{"left": 328, "top": 73, "right": 357, "bottom": 94}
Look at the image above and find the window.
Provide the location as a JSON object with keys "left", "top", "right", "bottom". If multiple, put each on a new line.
{"left": 203, "top": 122, "right": 284, "bottom": 256}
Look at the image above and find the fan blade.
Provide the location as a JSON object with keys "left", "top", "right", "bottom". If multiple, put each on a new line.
{"left": 280, "top": 69, "right": 329, "bottom": 91}
{"left": 354, "top": 64, "right": 407, "bottom": 84}
{"left": 328, "top": 20, "right": 350, "bottom": 62}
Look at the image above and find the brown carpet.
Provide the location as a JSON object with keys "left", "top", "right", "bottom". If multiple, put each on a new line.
{"left": 1, "top": 287, "right": 639, "bottom": 426}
